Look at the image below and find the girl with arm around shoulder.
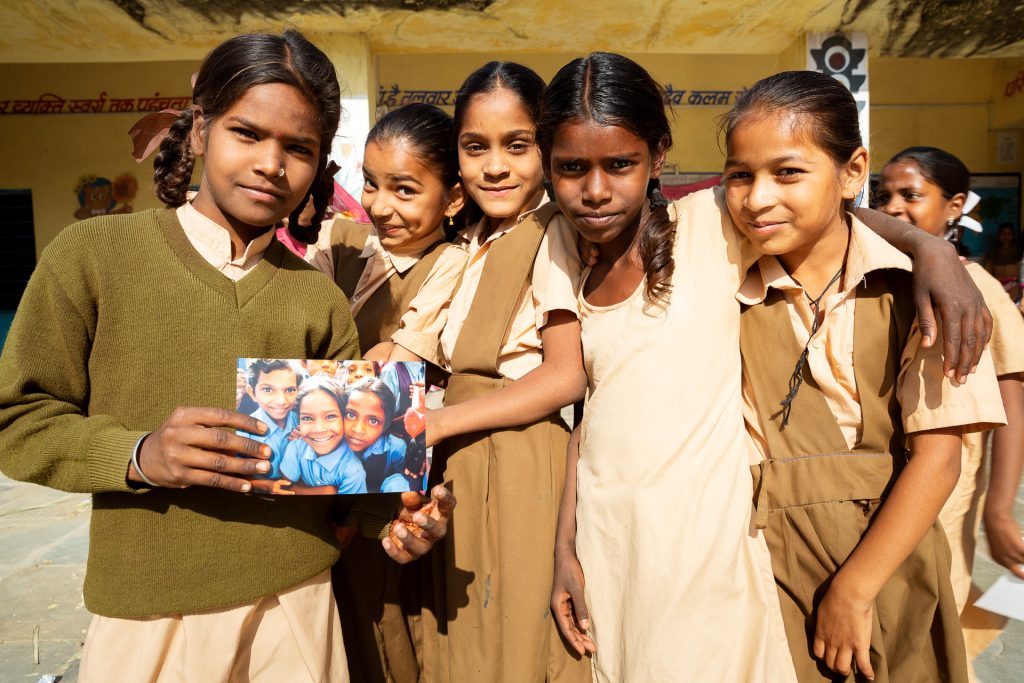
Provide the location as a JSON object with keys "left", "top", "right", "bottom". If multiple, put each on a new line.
{"left": 725, "top": 72, "right": 1005, "bottom": 682}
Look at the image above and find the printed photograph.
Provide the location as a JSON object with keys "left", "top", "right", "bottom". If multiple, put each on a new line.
{"left": 235, "top": 358, "right": 428, "bottom": 495}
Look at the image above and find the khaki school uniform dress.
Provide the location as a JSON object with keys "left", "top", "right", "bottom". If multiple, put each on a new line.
{"left": 739, "top": 218, "right": 1006, "bottom": 683}
{"left": 938, "top": 262, "right": 1024, "bottom": 680}
{"left": 575, "top": 188, "right": 796, "bottom": 683}
{"left": 308, "top": 218, "right": 466, "bottom": 359}
{"left": 420, "top": 203, "right": 592, "bottom": 683}
{"left": 309, "top": 218, "right": 466, "bottom": 683}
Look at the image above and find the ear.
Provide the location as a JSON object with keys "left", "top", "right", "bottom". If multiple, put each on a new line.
{"left": 446, "top": 183, "right": 466, "bottom": 217}
{"left": 946, "top": 192, "right": 967, "bottom": 221}
{"left": 246, "top": 384, "right": 257, "bottom": 402}
{"left": 189, "top": 106, "right": 206, "bottom": 157}
{"left": 650, "top": 135, "right": 670, "bottom": 179}
{"left": 840, "top": 146, "right": 869, "bottom": 200}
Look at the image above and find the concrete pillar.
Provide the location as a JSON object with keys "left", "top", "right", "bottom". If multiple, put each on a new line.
{"left": 306, "top": 31, "right": 376, "bottom": 203}
{"left": 807, "top": 32, "right": 870, "bottom": 204}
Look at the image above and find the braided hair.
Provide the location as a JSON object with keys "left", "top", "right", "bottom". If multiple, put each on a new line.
{"left": 538, "top": 52, "right": 675, "bottom": 304}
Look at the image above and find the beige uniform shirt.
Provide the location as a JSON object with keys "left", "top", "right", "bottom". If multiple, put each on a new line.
{"left": 307, "top": 221, "right": 467, "bottom": 362}
{"left": 176, "top": 202, "right": 274, "bottom": 281}
{"left": 439, "top": 210, "right": 582, "bottom": 380}
{"left": 739, "top": 216, "right": 1006, "bottom": 460}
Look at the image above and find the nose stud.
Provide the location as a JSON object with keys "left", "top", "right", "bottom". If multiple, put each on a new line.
{"left": 277, "top": 166, "right": 285, "bottom": 178}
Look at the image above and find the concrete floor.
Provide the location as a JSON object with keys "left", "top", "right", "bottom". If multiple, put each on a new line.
{"left": 0, "top": 472, "right": 1021, "bottom": 683}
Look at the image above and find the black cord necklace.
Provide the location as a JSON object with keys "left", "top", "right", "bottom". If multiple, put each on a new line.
{"left": 777, "top": 263, "right": 845, "bottom": 428}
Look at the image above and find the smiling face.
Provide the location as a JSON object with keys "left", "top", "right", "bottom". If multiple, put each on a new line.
{"left": 189, "top": 82, "right": 321, "bottom": 242}
{"left": 722, "top": 111, "right": 866, "bottom": 265}
{"left": 457, "top": 89, "right": 545, "bottom": 228}
{"left": 343, "top": 390, "right": 387, "bottom": 453}
{"left": 298, "top": 389, "right": 344, "bottom": 456}
{"left": 549, "top": 119, "right": 663, "bottom": 255}
{"left": 247, "top": 368, "right": 298, "bottom": 426}
{"left": 361, "top": 139, "right": 457, "bottom": 254}
{"left": 878, "top": 160, "right": 963, "bottom": 238}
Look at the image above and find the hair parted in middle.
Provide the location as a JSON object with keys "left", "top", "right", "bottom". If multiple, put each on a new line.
{"left": 153, "top": 29, "right": 342, "bottom": 235}
{"left": 720, "top": 70, "right": 863, "bottom": 213}
{"left": 537, "top": 52, "right": 676, "bottom": 304}
{"left": 452, "top": 61, "right": 547, "bottom": 228}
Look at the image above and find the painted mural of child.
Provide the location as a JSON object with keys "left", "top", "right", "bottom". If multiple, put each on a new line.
{"left": 279, "top": 375, "right": 368, "bottom": 495}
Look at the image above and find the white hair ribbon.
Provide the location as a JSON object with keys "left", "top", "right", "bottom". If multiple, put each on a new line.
{"left": 958, "top": 190, "right": 983, "bottom": 233}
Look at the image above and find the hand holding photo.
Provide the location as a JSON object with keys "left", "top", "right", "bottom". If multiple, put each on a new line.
{"left": 236, "top": 358, "right": 429, "bottom": 495}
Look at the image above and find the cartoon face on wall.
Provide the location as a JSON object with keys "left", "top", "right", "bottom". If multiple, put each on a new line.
{"left": 74, "top": 173, "right": 138, "bottom": 220}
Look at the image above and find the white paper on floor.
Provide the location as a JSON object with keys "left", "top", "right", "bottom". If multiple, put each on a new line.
{"left": 976, "top": 572, "right": 1024, "bottom": 622}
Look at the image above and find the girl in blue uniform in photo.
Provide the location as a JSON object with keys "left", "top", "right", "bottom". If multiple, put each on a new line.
{"left": 344, "top": 378, "right": 410, "bottom": 493}
{"left": 279, "top": 375, "right": 368, "bottom": 494}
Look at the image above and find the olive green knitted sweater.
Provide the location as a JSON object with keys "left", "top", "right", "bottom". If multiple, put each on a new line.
{"left": 0, "top": 208, "right": 392, "bottom": 618}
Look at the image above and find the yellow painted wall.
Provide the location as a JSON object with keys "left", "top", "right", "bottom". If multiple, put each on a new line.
{"left": 868, "top": 57, "right": 1022, "bottom": 176}
{"left": 381, "top": 52, "right": 1022, "bottom": 178}
{"left": 379, "top": 52, "right": 788, "bottom": 173}
{"left": 0, "top": 60, "right": 199, "bottom": 254}
{"left": 4, "top": 49, "right": 1021, "bottom": 256}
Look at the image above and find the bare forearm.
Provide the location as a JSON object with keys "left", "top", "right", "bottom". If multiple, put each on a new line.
{"left": 854, "top": 207, "right": 929, "bottom": 255}
{"left": 833, "top": 429, "right": 962, "bottom": 600}
{"left": 986, "top": 376, "right": 1024, "bottom": 524}
{"left": 387, "top": 343, "right": 425, "bottom": 363}
{"left": 427, "top": 312, "right": 585, "bottom": 443}
{"left": 431, "top": 358, "right": 585, "bottom": 441}
{"left": 556, "top": 422, "right": 582, "bottom": 551}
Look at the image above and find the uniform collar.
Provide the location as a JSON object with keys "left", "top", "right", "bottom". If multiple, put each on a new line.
{"left": 737, "top": 214, "right": 913, "bottom": 305}
{"left": 360, "top": 225, "right": 443, "bottom": 274}
{"left": 176, "top": 201, "right": 275, "bottom": 267}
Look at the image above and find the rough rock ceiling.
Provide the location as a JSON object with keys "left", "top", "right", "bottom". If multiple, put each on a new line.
{"left": 1, "top": 0, "right": 1021, "bottom": 63}
{"left": 840, "top": 0, "right": 1024, "bottom": 57}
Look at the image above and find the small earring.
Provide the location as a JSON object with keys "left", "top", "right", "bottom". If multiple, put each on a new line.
{"left": 947, "top": 216, "right": 957, "bottom": 228}
{"left": 277, "top": 167, "right": 285, "bottom": 178}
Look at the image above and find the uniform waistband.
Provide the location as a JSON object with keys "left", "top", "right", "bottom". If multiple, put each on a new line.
{"left": 750, "top": 451, "right": 901, "bottom": 529}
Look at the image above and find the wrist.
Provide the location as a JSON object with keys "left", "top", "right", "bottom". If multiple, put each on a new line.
{"left": 426, "top": 408, "right": 449, "bottom": 444}
{"left": 983, "top": 505, "right": 1016, "bottom": 526}
{"left": 126, "top": 432, "right": 157, "bottom": 488}
{"left": 830, "top": 566, "right": 877, "bottom": 604}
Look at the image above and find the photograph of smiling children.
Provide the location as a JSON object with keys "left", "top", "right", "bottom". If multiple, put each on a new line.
{"left": 236, "top": 358, "right": 428, "bottom": 495}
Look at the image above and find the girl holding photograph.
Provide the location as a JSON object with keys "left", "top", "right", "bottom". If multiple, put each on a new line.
{"left": 388, "top": 61, "right": 592, "bottom": 682}
{"left": 303, "top": 102, "right": 466, "bottom": 682}
{"left": 0, "top": 30, "right": 458, "bottom": 682}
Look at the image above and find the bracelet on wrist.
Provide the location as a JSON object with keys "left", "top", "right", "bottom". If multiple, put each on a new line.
{"left": 131, "top": 433, "right": 159, "bottom": 487}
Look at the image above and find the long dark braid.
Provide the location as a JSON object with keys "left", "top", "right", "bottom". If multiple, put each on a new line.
{"left": 153, "top": 108, "right": 196, "bottom": 207}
